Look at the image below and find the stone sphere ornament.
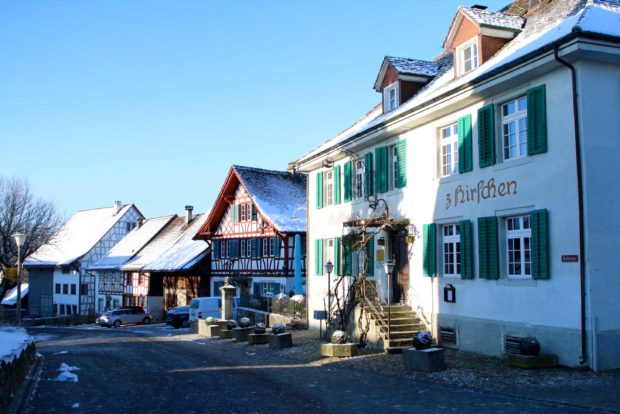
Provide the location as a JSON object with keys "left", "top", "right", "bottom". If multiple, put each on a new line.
{"left": 205, "top": 317, "right": 215, "bottom": 324}
{"left": 520, "top": 336, "right": 541, "bottom": 356}
{"left": 331, "top": 330, "right": 348, "bottom": 344}
{"left": 226, "top": 319, "right": 237, "bottom": 330}
{"left": 254, "top": 322, "right": 266, "bottom": 334}
{"left": 238, "top": 317, "right": 251, "bottom": 328}
{"left": 412, "top": 331, "right": 433, "bottom": 350}
{"left": 271, "top": 322, "right": 286, "bottom": 335}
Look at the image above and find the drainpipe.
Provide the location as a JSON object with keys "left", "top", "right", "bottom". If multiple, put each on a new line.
{"left": 554, "top": 45, "right": 588, "bottom": 366}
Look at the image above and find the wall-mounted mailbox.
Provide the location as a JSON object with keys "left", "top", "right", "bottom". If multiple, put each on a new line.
{"left": 444, "top": 284, "right": 456, "bottom": 303}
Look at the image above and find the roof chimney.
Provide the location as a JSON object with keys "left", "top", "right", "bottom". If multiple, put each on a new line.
{"left": 136, "top": 217, "right": 144, "bottom": 229}
{"left": 185, "top": 205, "right": 193, "bottom": 224}
{"left": 114, "top": 200, "right": 122, "bottom": 215}
{"left": 472, "top": 4, "right": 488, "bottom": 9}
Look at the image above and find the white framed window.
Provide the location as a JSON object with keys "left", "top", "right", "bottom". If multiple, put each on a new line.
{"left": 458, "top": 38, "right": 479, "bottom": 75}
{"left": 324, "top": 170, "right": 334, "bottom": 206}
{"left": 262, "top": 238, "right": 269, "bottom": 256}
{"left": 240, "top": 204, "right": 247, "bottom": 221}
{"left": 442, "top": 224, "right": 461, "bottom": 277}
{"left": 505, "top": 215, "right": 532, "bottom": 278}
{"left": 354, "top": 159, "right": 364, "bottom": 199}
{"left": 389, "top": 145, "right": 398, "bottom": 190}
{"left": 440, "top": 123, "right": 459, "bottom": 177}
{"left": 259, "top": 282, "right": 280, "bottom": 297}
{"left": 221, "top": 240, "right": 229, "bottom": 258}
{"left": 240, "top": 239, "right": 247, "bottom": 257}
{"left": 501, "top": 96, "right": 528, "bottom": 161}
{"left": 384, "top": 82, "right": 399, "bottom": 112}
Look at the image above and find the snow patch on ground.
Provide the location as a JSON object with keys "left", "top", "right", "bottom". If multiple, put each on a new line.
{"left": 0, "top": 327, "right": 33, "bottom": 363}
{"left": 55, "top": 362, "right": 80, "bottom": 382}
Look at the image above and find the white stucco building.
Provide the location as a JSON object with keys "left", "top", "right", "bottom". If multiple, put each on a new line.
{"left": 292, "top": 0, "right": 620, "bottom": 370}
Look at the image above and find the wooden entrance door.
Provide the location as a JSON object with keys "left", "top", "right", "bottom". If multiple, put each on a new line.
{"left": 391, "top": 232, "right": 410, "bottom": 304}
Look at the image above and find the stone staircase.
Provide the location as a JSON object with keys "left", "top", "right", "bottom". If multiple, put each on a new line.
{"left": 371, "top": 304, "right": 426, "bottom": 353}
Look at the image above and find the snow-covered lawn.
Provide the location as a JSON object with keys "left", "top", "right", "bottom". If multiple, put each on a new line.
{"left": 0, "top": 326, "right": 33, "bottom": 363}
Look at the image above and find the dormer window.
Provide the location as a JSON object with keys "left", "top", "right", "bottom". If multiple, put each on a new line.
{"left": 384, "top": 82, "right": 399, "bottom": 112}
{"left": 458, "top": 38, "right": 479, "bottom": 76}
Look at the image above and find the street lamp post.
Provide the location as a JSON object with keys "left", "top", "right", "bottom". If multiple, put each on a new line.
{"left": 12, "top": 232, "right": 27, "bottom": 325}
{"left": 325, "top": 260, "right": 334, "bottom": 329}
{"left": 384, "top": 258, "right": 395, "bottom": 347}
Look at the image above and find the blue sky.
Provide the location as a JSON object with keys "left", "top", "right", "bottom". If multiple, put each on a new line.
{"left": 1, "top": 0, "right": 510, "bottom": 219}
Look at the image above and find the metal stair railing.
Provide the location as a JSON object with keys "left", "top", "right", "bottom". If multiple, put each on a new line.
{"left": 356, "top": 277, "right": 390, "bottom": 340}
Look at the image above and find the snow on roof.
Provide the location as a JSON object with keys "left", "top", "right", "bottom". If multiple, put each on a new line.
{"left": 121, "top": 216, "right": 188, "bottom": 272}
{"left": 461, "top": 6, "right": 524, "bottom": 31}
{"left": 295, "top": 0, "right": 620, "bottom": 165}
{"left": 1, "top": 283, "right": 28, "bottom": 306}
{"left": 235, "top": 166, "right": 307, "bottom": 233}
{"left": 386, "top": 56, "right": 440, "bottom": 77}
{"left": 88, "top": 216, "right": 174, "bottom": 270}
{"left": 24, "top": 204, "right": 137, "bottom": 267}
{"left": 143, "top": 213, "right": 210, "bottom": 272}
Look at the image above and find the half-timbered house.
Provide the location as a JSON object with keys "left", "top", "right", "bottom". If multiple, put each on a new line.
{"left": 195, "top": 166, "right": 306, "bottom": 302}
{"left": 88, "top": 215, "right": 175, "bottom": 312}
{"left": 24, "top": 201, "right": 143, "bottom": 317}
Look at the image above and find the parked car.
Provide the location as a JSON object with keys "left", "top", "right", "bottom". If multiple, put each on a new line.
{"left": 165, "top": 305, "right": 190, "bottom": 329}
{"left": 97, "top": 307, "right": 152, "bottom": 328}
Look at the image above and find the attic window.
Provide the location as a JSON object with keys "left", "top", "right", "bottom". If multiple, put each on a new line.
{"left": 457, "top": 37, "right": 479, "bottom": 76}
{"left": 383, "top": 82, "right": 399, "bottom": 112}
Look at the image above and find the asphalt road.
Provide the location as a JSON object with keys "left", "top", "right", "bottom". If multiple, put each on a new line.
{"left": 11, "top": 324, "right": 608, "bottom": 414}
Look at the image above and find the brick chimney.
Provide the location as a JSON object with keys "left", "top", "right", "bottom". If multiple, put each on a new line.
{"left": 185, "top": 205, "right": 193, "bottom": 224}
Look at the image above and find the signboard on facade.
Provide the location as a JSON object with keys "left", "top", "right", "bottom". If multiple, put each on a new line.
{"left": 444, "top": 177, "right": 518, "bottom": 210}
{"left": 562, "top": 255, "right": 579, "bottom": 263}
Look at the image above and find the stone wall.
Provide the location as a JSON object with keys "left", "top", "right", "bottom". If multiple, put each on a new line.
{"left": 0, "top": 341, "right": 36, "bottom": 413}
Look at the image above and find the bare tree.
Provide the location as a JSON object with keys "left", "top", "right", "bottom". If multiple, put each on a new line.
{"left": 0, "top": 176, "right": 63, "bottom": 268}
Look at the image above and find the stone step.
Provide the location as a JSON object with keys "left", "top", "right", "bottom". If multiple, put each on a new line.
{"left": 386, "top": 338, "right": 414, "bottom": 348}
{"left": 381, "top": 324, "right": 425, "bottom": 333}
{"left": 371, "top": 312, "right": 419, "bottom": 321}
{"left": 380, "top": 305, "right": 412, "bottom": 312}
{"left": 386, "top": 330, "right": 419, "bottom": 340}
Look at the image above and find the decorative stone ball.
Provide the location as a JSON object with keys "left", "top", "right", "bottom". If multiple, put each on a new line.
{"left": 205, "top": 317, "right": 215, "bottom": 324}
{"left": 412, "top": 331, "right": 433, "bottom": 350}
{"left": 238, "top": 317, "right": 251, "bottom": 328}
{"left": 271, "top": 322, "right": 286, "bottom": 335}
{"left": 254, "top": 322, "right": 266, "bottom": 334}
{"left": 290, "top": 294, "right": 305, "bottom": 304}
{"left": 226, "top": 320, "right": 237, "bottom": 330}
{"left": 331, "top": 330, "right": 348, "bottom": 345}
{"left": 520, "top": 336, "right": 541, "bottom": 356}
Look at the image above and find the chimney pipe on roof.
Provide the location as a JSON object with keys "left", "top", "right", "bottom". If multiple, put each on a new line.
{"left": 114, "top": 201, "right": 122, "bottom": 215}
{"left": 136, "top": 217, "right": 144, "bottom": 229}
{"left": 185, "top": 205, "right": 193, "bottom": 224}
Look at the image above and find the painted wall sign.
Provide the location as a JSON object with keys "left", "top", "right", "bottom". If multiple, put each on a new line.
{"left": 445, "top": 177, "right": 518, "bottom": 210}
{"left": 562, "top": 255, "right": 579, "bottom": 263}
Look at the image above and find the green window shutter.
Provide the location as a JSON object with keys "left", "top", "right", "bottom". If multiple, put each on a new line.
{"left": 395, "top": 140, "right": 407, "bottom": 188}
{"left": 334, "top": 237, "right": 342, "bottom": 276}
{"left": 478, "top": 104, "right": 496, "bottom": 168}
{"left": 364, "top": 152, "right": 373, "bottom": 197}
{"left": 316, "top": 172, "right": 323, "bottom": 209}
{"left": 365, "top": 235, "right": 374, "bottom": 276}
{"left": 478, "top": 216, "right": 499, "bottom": 280}
{"left": 334, "top": 165, "right": 341, "bottom": 204}
{"left": 344, "top": 240, "right": 352, "bottom": 276}
{"left": 212, "top": 240, "right": 220, "bottom": 259}
{"left": 272, "top": 237, "right": 280, "bottom": 257}
{"left": 458, "top": 114, "right": 473, "bottom": 173}
{"left": 527, "top": 85, "right": 547, "bottom": 155}
{"left": 531, "top": 209, "right": 549, "bottom": 280}
{"left": 250, "top": 239, "right": 258, "bottom": 258}
{"left": 423, "top": 223, "right": 437, "bottom": 277}
{"left": 459, "top": 220, "right": 474, "bottom": 279}
{"left": 375, "top": 146, "right": 388, "bottom": 193}
{"left": 230, "top": 240, "right": 239, "bottom": 259}
{"left": 343, "top": 161, "right": 352, "bottom": 202}
{"left": 315, "top": 239, "right": 323, "bottom": 276}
